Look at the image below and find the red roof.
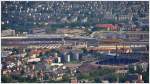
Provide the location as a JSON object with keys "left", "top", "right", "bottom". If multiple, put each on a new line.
{"left": 71, "top": 79, "right": 78, "bottom": 83}
{"left": 96, "top": 24, "right": 115, "bottom": 29}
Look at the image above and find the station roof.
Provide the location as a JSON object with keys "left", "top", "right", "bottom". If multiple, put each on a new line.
{"left": 2, "top": 34, "right": 96, "bottom": 40}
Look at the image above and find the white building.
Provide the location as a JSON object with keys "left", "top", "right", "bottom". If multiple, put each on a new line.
{"left": 75, "top": 53, "right": 79, "bottom": 60}
{"left": 67, "top": 54, "right": 71, "bottom": 62}
{"left": 58, "top": 57, "right": 61, "bottom": 63}
{"left": 2, "top": 29, "right": 15, "bottom": 37}
{"left": 31, "top": 28, "right": 46, "bottom": 34}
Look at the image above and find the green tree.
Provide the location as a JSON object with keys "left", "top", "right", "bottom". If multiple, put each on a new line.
{"left": 62, "top": 74, "right": 70, "bottom": 82}
{"left": 38, "top": 52, "right": 43, "bottom": 58}
{"left": 142, "top": 67, "right": 149, "bottom": 83}
{"left": 81, "top": 48, "right": 88, "bottom": 54}
{"left": 94, "top": 77, "right": 101, "bottom": 83}
{"left": 1, "top": 75, "right": 13, "bottom": 83}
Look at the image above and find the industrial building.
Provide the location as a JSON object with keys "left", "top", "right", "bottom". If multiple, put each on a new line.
{"left": 1, "top": 34, "right": 98, "bottom": 48}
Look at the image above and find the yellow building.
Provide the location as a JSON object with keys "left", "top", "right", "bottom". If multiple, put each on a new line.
{"left": 56, "top": 28, "right": 85, "bottom": 35}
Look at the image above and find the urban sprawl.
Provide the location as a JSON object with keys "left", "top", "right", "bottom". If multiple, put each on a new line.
{"left": 1, "top": 1, "right": 149, "bottom": 83}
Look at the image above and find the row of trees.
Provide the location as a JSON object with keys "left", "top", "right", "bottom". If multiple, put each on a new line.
{"left": 76, "top": 68, "right": 116, "bottom": 82}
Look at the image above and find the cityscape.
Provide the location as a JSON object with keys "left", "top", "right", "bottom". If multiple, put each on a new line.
{"left": 1, "top": 1, "right": 149, "bottom": 83}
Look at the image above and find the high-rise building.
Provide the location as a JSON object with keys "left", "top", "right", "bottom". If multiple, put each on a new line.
{"left": 74, "top": 52, "right": 79, "bottom": 60}
{"left": 58, "top": 57, "right": 61, "bottom": 63}
{"left": 61, "top": 54, "right": 65, "bottom": 63}
{"left": 67, "top": 54, "right": 71, "bottom": 62}
{"left": 79, "top": 54, "right": 83, "bottom": 61}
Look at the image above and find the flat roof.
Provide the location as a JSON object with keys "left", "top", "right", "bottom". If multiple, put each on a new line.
{"left": 1, "top": 34, "right": 96, "bottom": 40}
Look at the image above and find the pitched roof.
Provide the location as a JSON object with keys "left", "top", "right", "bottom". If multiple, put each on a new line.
{"left": 96, "top": 24, "right": 115, "bottom": 29}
